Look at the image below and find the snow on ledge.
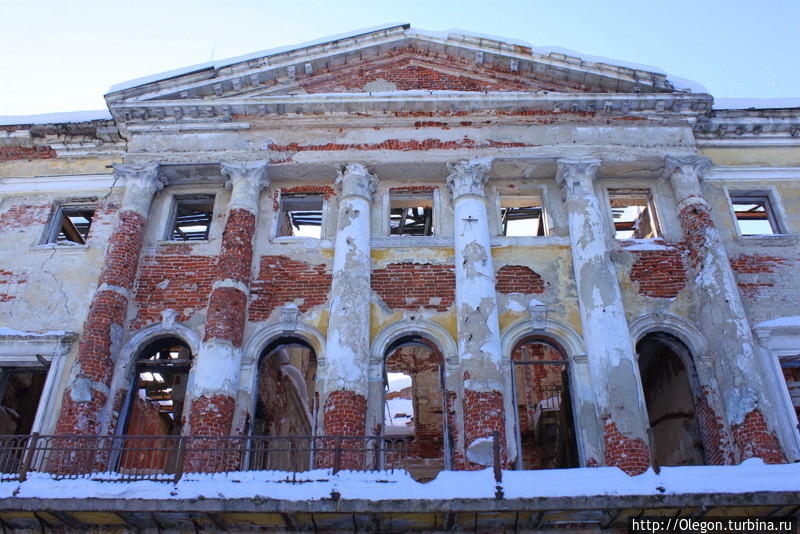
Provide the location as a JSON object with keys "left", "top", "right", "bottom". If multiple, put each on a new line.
{"left": 0, "top": 327, "right": 68, "bottom": 338}
{"left": 0, "top": 110, "right": 112, "bottom": 126}
{"left": 620, "top": 239, "right": 676, "bottom": 251}
{"left": 1, "top": 459, "right": 797, "bottom": 502}
{"left": 754, "top": 316, "right": 800, "bottom": 329}
{"left": 714, "top": 98, "right": 800, "bottom": 111}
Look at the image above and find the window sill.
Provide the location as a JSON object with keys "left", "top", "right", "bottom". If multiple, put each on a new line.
{"left": 31, "top": 242, "right": 89, "bottom": 252}
{"left": 735, "top": 234, "right": 797, "bottom": 247}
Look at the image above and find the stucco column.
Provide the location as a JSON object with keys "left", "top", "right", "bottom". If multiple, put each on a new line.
{"left": 55, "top": 163, "right": 165, "bottom": 436}
{"left": 556, "top": 158, "right": 651, "bottom": 475}
{"left": 321, "top": 164, "right": 377, "bottom": 446}
{"left": 666, "top": 155, "right": 786, "bottom": 464}
{"left": 186, "top": 161, "right": 268, "bottom": 446}
{"left": 447, "top": 158, "right": 506, "bottom": 469}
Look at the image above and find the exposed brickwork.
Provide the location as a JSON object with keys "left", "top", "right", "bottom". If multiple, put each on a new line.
{"left": 54, "top": 388, "right": 109, "bottom": 437}
{"left": 204, "top": 287, "right": 248, "bottom": 346}
{"left": 677, "top": 203, "right": 715, "bottom": 271}
{"left": 389, "top": 186, "right": 436, "bottom": 194}
{"left": 731, "top": 408, "right": 786, "bottom": 464}
{"left": 295, "top": 47, "right": 598, "bottom": 94}
{"left": 495, "top": 265, "right": 545, "bottom": 294}
{"left": 132, "top": 253, "right": 216, "bottom": 329}
{"left": 446, "top": 391, "right": 467, "bottom": 470}
{"left": 0, "top": 146, "right": 56, "bottom": 162}
{"left": 462, "top": 389, "right": 506, "bottom": 470}
{"left": 627, "top": 245, "right": 687, "bottom": 298}
{"left": 729, "top": 254, "right": 791, "bottom": 274}
{"left": 216, "top": 209, "right": 256, "bottom": 286}
{"left": 0, "top": 269, "right": 26, "bottom": 302}
{"left": 249, "top": 256, "right": 332, "bottom": 320}
{"left": 694, "top": 387, "right": 734, "bottom": 465}
{"left": 0, "top": 203, "right": 51, "bottom": 230}
{"left": 371, "top": 262, "right": 455, "bottom": 312}
{"left": 603, "top": 419, "right": 650, "bottom": 475}
{"left": 321, "top": 390, "right": 367, "bottom": 470}
{"left": 272, "top": 185, "right": 335, "bottom": 211}
{"left": 98, "top": 211, "right": 147, "bottom": 289}
{"left": 729, "top": 254, "right": 796, "bottom": 302}
{"left": 184, "top": 394, "right": 238, "bottom": 472}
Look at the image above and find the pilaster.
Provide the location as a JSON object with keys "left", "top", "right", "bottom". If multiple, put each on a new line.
{"left": 556, "top": 158, "right": 651, "bottom": 475}
{"left": 447, "top": 158, "right": 506, "bottom": 469}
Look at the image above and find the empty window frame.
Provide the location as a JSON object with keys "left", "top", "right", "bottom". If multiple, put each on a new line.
{"left": 390, "top": 195, "right": 434, "bottom": 236}
{"left": 45, "top": 206, "right": 95, "bottom": 245}
{"left": 608, "top": 190, "right": 659, "bottom": 239}
{"left": 167, "top": 195, "right": 214, "bottom": 241}
{"left": 278, "top": 195, "right": 323, "bottom": 238}
{"left": 500, "top": 195, "right": 545, "bottom": 236}
{"left": 730, "top": 192, "right": 781, "bottom": 235}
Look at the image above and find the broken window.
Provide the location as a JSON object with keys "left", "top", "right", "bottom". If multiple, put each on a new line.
{"left": 0, "top": 368, "right": 47, "bottom": 435}
{"left": 167, "top": 195, "right": 214, "bottom": 241}
{"left": 608, "top": 190, "right": 659, "bottom": 239}
{"left": 511, "top": 338, "right": 578, "bottom": 470}
{"left": 278, "top": 195, "right": 323, "bottom": 238}
{"left": 637, "top": 333, "right": 706, "bottom": 466}
{"left": 780, "top": 355, "right": 800, "bottom": 426}
{"left": 390, "top": 195, "right": 434, "bottom": 236}
{"left": 730, "top": 192, "right": 781, "bottom": 235}
{"left": 46, "top": 206, "right": 95, "bottom": 245}
{"left": 500, "top": 195, "right": 545, "bottom": 236}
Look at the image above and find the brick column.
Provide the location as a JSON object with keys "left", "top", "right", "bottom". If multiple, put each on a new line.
{"left": 55, "top": 163, "right": 165, "bottom": 436}
{"left": 556, "top": 158, "right": 651, "bottom": 475}
{"left": 186, "top": 161, "right": 268, "bottom": 448}
{"left": 446, "top": 158, "right": 506, "bottom": 470}
{"left": 320, "top": 164, "right": 377, "bottom": 461}
{"left": 666, "top": 155, "right": 785, "bottom": 464}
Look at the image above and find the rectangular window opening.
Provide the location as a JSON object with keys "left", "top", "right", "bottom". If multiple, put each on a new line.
{"left": 169, "top": 195, "right": 214, "bottom": 241}
{"left": 390, "top": 195, "right": 433, "bottom": 236}
{"left": 608, "top": 190, "right": 659, "bottom": 239}
{"left": 278, "top": 195, "right": 323, "bottom": 238}
{"left": 731, "top": 193, "right": 780, "bottom": 235}
{"left": 500, "top": 196, "right": 545, "bottom": 237}
{"left": 47, "top": 206, "right": 95, "bottom": 245}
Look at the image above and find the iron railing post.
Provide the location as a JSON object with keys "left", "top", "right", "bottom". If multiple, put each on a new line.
{"left": 333, "top": 436, "right": 342, "bottom": 474}
{"left": 492, "top": 431, "right": 502, "bottom": 484}
{"left": 19, "top": 432, "right": 40, "bottom": 482}
{"left": 174, "top": 436, "right": 187, "bottom": 482}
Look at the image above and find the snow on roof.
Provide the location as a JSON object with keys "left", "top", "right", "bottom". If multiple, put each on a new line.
{"left": 754, "top": 316, "right": 800, "bottom": 329}
{"left": 107, "top": 23, "right": 409, "bottom": 94}
{"left": 0, "top": 110, "right": 112, "bottom": 126}
{"left": 714, "top": 98, "right": 800, "bottom": 110}
{"left": 1, "top": 458, "right": 797, "bottom": 501}
{"left": 107, "top": 24, "right": 707, "bottom": 96}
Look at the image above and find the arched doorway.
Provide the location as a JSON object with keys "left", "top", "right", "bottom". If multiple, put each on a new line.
{"left": 117, "top": 337, "right": 192, "bottom": 472}
{"left": 510, "top": 336, "right": 578, "bottom": 470}
{"left": 637, "top": 332, "right": 706, "bottom": 466}
{"left": 251, "top": 336, "right": 317, "bottom": 471}
{"left": 383, "top": 335, "right": 451, "bottom": 481}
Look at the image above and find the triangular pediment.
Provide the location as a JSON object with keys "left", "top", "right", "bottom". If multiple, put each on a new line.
{"left": 107, "top": 24, "right": 701, "bottom": 107}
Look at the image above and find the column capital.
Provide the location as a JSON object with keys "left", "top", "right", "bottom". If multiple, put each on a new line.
{"left": 114, "top": 162, "right": 167, "bottom": 216}
{"left": 555, "top": 158, "right": 600, "bottom": 198}
{"left": 336, "top": 163, "right": 378, "bottom": 200}
{"left": 221, "top": 160, "right": 269, "bottom": 213}
{"left": 664, "top": 155, "right": 712, "bottom": 182}
{"left": 221, "top": 160, "right": 270, "bottom": 190}
{"left": 446, "top": 158, "right": 492, "bottom": 201}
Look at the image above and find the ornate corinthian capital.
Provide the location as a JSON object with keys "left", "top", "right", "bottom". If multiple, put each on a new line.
{"left": 446, "top": 158, "right": 492, "bottom": 201}
{"left": 336, "top": 163, "right": 378, "bottom": 200}
{"left": 664, "top": 155, "right": 712, "bottom": 204}
{"left": 114, "top": 162, "right": 166, "bottom": 193}
{"left": 555, "top": 158, "right": 600, "bottom": 198}
{"left": 221, "top": 160, "right": 270, "bottom": 190}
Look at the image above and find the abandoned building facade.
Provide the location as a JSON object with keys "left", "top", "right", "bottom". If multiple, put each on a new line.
{"left": 1, "top": 24, "right": 799, "bottom": 487}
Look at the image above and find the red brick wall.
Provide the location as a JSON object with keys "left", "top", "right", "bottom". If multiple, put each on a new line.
{"left": 730, "top": 254, "right": 795, "bottom": 299}
{"left": 0, "top": 203, "right": 51, "bottom": 230}
{"left": 371, "top": 263, "right": 455, "bottom": 312}
{"left": 0, "top": 146, "right": 56, "bottom": 162}
{"left": 184, "top": 394, "right": 238, "bottom": 472}
{"left": 495, "top": 265, "right": 545, "bottom": 294}
{"left": 628, "top": 246, "right": 687, "bottom": 298}
{"left": 132, "top": 252, "right": 216, "bottom": 329}
{"left": 695, "top": 387, "right": 734, "bottom": 465}
{"left": 462, "top": 389, "right": 506, "bottom": 470}
{"left": 677, "top": 204, "right": 716, "bottom": 270}
{"left": 321, "top": 390, "right": 367, "bottom": 470}
{"left": 0, "top": 269, "right": 26, "bottom": 302}
{"left": 731, "top": 408, "right": 786, "bottom": 464}
{"left": 249, "top": 256, "right": 332, "bottom": 320}
{"left": 204, "top": 287, "right": 248, "bottom": 347}
{"left": 216, "top": 209, "right": 256, "bottom": 285}
{"left": 603, "top": 418, "right": 650, "bottom": 475}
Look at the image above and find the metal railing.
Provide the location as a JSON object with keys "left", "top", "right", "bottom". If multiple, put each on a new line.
{"left": 0, "top": 433, "right": 410, "bottom": 483}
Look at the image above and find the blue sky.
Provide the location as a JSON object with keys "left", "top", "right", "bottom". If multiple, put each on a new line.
{"left": 1, "top": 0, "right": 798, "bottom": 115}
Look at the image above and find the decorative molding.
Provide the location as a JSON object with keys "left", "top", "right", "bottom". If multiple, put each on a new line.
{"left": 528, "top": 301, "right": 549, "bottom": 331}
{"left": 370, "top": 318, "right": 458, "bottom": 368}
{"left": 555, "top": 158, "right": 599, "bottom": 198}
{"left": 279, "top": 303, "right": 300, "bottom": 333}
{"left": 220, "top": 160, "right": 269, "bottom": 191}
{"left": 446, "top": 158, "right": 492, "bottom": 200}
{"left": 663, "top": 155, "right": 712, "bottom": 182}
{"left": 113, "top": 162, "right": 167, "bottom": 192}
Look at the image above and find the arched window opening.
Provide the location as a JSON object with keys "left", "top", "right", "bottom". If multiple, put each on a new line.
{"left": 383, "top": 335, "right": 450, "bottom": 481}
{"left": 251, "top": 336, "right": 317, "bottom": 471}
{"left": 116, "top": 337, "right": 192, "bottom": 473}
{"left": 637, "top": 333, "right": 705, "bottom": 466}
{"left": 511, "top": 337, "right": 578, "bottom": 470}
